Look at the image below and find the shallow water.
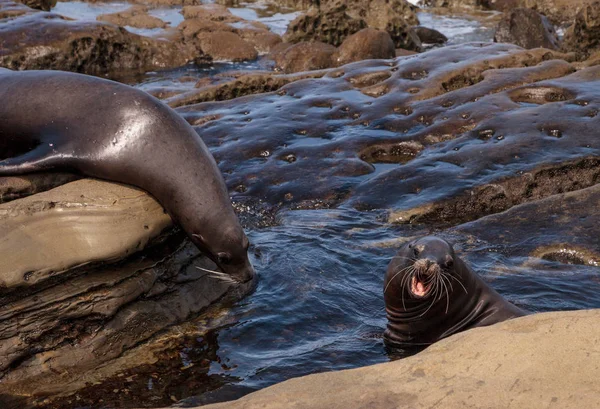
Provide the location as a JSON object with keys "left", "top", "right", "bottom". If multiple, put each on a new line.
{"left": 169, "top": 206, "right": 600, "bottom": 406}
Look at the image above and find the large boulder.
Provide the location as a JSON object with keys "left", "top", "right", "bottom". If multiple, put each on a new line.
{"left": 272, "top": 41, "right": 337, "bottom": 73}
{"left": 196, "top": 310, "right": 600, "bottom": 409}
{"left": 284, "top": 0, "right": 421, "bottom": 50}
{"left": 494, "top": 8, "right": 559, "bottom": 50}
{"left": 334, "top": 28, "right": 396, "bottom": 66}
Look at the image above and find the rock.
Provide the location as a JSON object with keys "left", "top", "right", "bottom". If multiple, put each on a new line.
{"left": 14, "top": 0, "right": 54, "bottom": 11}
{"left": 167, "top": 43, "right": 591, "bottom": 219}
{"left": 176, "top": 4, "right": 282, "bottom": 60}
{"left": 334, "top": 28, "right": 396, "bottom": 66}
{"left": 97, "top": 6, "right": 168, "bottom": 29}
{"left": 192, "top": 310, "right": 600, "bottom": 409}
{"left": 284, "top": 0, "right": 421, "bottom": 49}
{"left": 0, "top": 1, "right": 191, "bottom": 76}
{"left": 450, "top": 182, "right": 600, "bottom": 268}
{"left": 414, "top": 26, "right": 448, "bottom": 45}
{"left": 197, "top": 31, "right": 258, "bottom": 61}
{"left": 494, "top": 8, "right": 559, "bottom": 50}
{"left": 0, "top": 173, "right": 80, "bottom": 204}
{"left": 0, "top": 179, "right": 173, "bottom": 288}
{"left": 563, "top": 1, "right": 600, "bottom": 56}
{"left": 272, "top": 41, "right": 337, "bottom": 73}
{"left": 422, "top": 0, "right": 597, "bottom": 26}
{"left": 0, "top": 178, "right": 256, "bottom": 404}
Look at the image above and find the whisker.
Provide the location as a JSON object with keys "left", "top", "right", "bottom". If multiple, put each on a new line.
{"left": 447, "top": 273, "right": 468, "bottom": 294}
{"left": 384, "top": 265, "right": 413, "bottom": 294}
{"left": 196, "top": 266, "right": 221, "bottom": 274}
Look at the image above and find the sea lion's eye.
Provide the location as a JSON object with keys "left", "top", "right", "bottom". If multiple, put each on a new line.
{"left": 217, "top": 252, "right": 232, "bottom": 265}
{"left": 412, "top": 246, "right": 420, "bottom": 257}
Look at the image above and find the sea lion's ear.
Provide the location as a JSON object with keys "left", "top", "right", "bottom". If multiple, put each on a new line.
{"left": 192, "top": 233, "right": 205, "bottom": 243}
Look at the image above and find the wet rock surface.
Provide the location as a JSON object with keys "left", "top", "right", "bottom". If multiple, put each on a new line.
{"left": 170, "top": 43, "right": 599, "bottom": 223}
{"left": 197, "top": 309, "right": 600, "bottom": 409}
{"left": 494, "top": 8, "right": 559, "bottom": 50}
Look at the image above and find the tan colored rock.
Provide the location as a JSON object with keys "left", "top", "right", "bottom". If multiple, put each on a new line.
{"left": 199, "top": 310, "right": 600, "bottom": 409}
{"left": 272, "top": 41, "right": 337, "bottom": 73}
{"left": 0, "top": 178, "right": 172, "bottom": 288}
{"left": 197, "top": 31, "right": 258, "bottom": 61}
{"left": 97, "top": 6, "right": 168, "bottom": 29}
{"left": 334, "top": 28, "right": 396, "bottom": 66}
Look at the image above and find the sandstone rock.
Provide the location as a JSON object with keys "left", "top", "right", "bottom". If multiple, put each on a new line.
{"left": 494, "top": 8, "right": 559, "bottom": 50}
{"left": 197, "top": 31, "right": 258, "bottom": 61}
{"left": 237, "top": 29, "right": 282, "bottom": 54}
{"left": 0, "top": 173, "right": 79, "bottom": 204}
{"left": 0, "top": 178, "right": 256, "bottom": 404}
{"left": 0, "top": 179, "right": 173, "bottom": 288}
{"left": 97, "top": 5, "right": 168, "bottom": 29}
{"left": 284, "top": 0, "right": 420, "bottom": 49}
{"left": 334, "top": 28, "right": 396, "bottom": 66}
{"left": 563, "top": 1, "right": 600, "bottom": 56}
{"left": 198, "top": 310, "right": 600, "bottom": 409}
{"left": 414, "top": 26, "right": 448, "bottom": 44}
{"left": 272, "top": 41, "right": 336, "bottom": 73}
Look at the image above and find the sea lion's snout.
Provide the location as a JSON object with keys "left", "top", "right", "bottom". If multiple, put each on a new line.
{"left": 411, "top": 258, "right": 440, "bottom": 298}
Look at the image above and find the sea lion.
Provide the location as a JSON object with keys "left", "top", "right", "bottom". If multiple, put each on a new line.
{"left": 0, "top": 69, "right": 254, "bottom": 283}
{"left": 384, "top": 236, "right": 525, "bottom": 350}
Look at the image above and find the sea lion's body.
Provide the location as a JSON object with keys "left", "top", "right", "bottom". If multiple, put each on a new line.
{"left": 0, "top": 69, "right": 253, "bottom": 282}
{"left": 384, "top": 236, "right": 525, "bottom": 349}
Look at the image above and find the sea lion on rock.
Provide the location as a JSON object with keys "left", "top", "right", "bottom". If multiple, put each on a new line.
{"left": 0, "top": 69, "right": 254, "bottom": 283}
{"left": 384, "top": 236, "right": 525, "bottom": 350}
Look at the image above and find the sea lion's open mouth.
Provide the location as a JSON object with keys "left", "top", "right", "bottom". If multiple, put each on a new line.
{"left": 410, "top": 275, "right": 432, "bottom": 297}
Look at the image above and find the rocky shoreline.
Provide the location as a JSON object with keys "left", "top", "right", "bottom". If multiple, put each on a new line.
{"left": 1, "top": 0, "right": 600, "bottom": 407}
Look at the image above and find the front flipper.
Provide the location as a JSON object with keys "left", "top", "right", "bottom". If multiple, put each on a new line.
{"left": 0, "top": 144, "right": 62, "bottom": 176}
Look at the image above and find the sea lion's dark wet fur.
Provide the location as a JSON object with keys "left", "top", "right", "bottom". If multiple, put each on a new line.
{"left": 0, "top": 70, "right": 254, "bottom": 282}
{"left": 384, "top": 236, "right": 525, "bottom": 349}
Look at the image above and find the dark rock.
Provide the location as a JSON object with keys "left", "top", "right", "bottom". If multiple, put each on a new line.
{"left": 563, "top": 1, "right": 600, "bottom": 56}
{"left": 0, "top": 1, "right": 191, "bottom": 76}
{"left": 272, "top": 41, "right": 337, "bottom": 73}
{"left": 334, "top": 28, "right": 396, "bottom": 66}
{"left": 414, "top": 26, "right": 448, "bottom": 45}
{"left": 284, "top": 0, "right": 420, "bottom": 49}
{"left": 494, "top": 8, "right": 559, "bottom": 50}
{"left": 170, "top": 43, "right": 595, "bottom": 224}
{"left": 14, "top": 0, "right": 54, "bottom": 11}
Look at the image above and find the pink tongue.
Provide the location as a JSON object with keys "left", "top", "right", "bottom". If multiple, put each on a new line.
{"left": 412, "top": 277, "right": 427, "bottom": 296}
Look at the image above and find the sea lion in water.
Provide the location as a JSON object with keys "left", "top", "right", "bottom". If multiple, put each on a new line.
{"left": 384, "top": 236, "right": 525, "bottom": 350}
{"left": 0, "top": 69, "right": 254, "bottom": 283}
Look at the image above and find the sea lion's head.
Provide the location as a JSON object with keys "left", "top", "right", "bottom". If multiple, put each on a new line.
{"left": 192, "top": 225, "right": 255, "bottom": 285}
{"left": 384, "top": 236, "right": 461, "bottom": 306}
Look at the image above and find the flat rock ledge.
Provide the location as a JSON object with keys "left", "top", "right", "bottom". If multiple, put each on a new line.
{"left": 199, "top": 309, "right": 600, "bottom": 409}
{"left": 0, "top": 178, "right": 255, "bottom": 407}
